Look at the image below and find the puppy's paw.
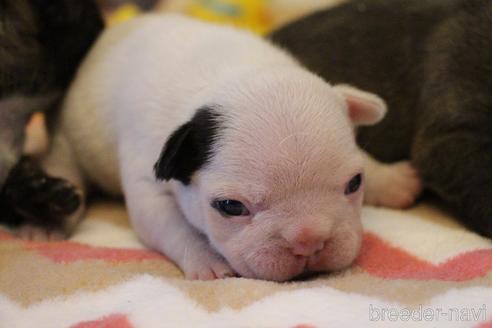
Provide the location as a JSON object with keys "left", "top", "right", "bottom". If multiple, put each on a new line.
{"left": 182, "top": 247, "right": 236, "bottom": 280}
{"left": 2, "top": 157, "right": 82, "bottom": 231}
{"left": 15, "top": 224, "right": 66, "bottom": 242}
{"left": 365, "top": 161, "right": 423, "bottom": 209}
{"left": 7, "top": 174, "right": 81, "bottom": 220}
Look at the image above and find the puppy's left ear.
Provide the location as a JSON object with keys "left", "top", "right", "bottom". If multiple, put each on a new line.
{"left": 333, "top": 85, "right": 387, "bottom": 126}
{"left": 154, "top": 107, "right": 221, "bottom": 185}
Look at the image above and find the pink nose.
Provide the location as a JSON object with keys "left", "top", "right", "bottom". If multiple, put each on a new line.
{"left": 283, "top": 227, "right": 329, "bottom": 257}
{"left": 290, "top": 240, "right": 326, "bottom": 257}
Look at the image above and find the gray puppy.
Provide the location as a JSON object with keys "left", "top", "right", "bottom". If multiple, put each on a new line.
{"left": 0, "top": 0, "right": 103, "bottom": 232}
{"left": 271, "top": 0, "right": 492, "bottom": 237}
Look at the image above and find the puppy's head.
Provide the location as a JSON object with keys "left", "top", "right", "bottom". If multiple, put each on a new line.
{"left": 155, "top": 68, "right": 386, "bottom": 281}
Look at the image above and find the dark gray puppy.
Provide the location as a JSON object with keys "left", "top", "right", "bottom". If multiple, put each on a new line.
{"left": 0, "top": 0, "right": 103, "bottom": 231}
{"left": 271, "top": 0, "right": 492, "bottom": 237}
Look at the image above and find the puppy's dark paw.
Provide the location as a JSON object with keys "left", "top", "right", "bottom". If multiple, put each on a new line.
{"left": 9, "top": 176, "right": 81, "bottom": 219}
{"left": 0, "top": 157, "right": 81, "bottom": 229}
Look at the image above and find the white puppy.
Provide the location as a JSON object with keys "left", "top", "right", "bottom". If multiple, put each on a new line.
{"left": 41, "top": 14, "right": 421, "bottom": 281}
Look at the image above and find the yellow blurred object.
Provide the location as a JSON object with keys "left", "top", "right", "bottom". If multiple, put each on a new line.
{"left": 186, "top": 0, "right": 272, "bottom": 34}
{"left": 107, "top": 3, "right": 141, "bottom": 26}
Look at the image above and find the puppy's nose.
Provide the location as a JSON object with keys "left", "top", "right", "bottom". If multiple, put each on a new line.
{"left": 284, "top": 227, "right": 327, "bottom": 256}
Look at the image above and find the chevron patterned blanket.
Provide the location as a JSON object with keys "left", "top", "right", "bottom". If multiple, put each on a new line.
{"left": 1, "top": 201, "right": 491, "bottom": 327}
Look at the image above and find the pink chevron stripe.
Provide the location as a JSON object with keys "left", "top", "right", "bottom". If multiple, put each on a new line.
{"left": 0, "top": 231, "right": 168, "bottom": 263}
{"left": 0, "top": 231, "right": 167, "bottom": 263}
{"left": 71, "top": 314, "right": 134, "bottom": 328}
{"left": 0, "top": 230, "right": 13, "bottom": 240}
{"left": 356, "top": 233, "right": 492, "bottom": 281}
{"left": 475, "top": 319, "right": 492, "bottom": 328}
{"left": 26, "top": 241, "right": 167, "bottom": 263}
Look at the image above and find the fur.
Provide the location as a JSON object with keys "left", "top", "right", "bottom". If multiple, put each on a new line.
{"left": 271, "top": 0, "right": 492, "bottom": 236}
{"left": 0, "top": 0, "right": 103, "bottom": 230}
{"left": 41, "top": 14, "right": 415, "bottom": 281}
{"left": 0, "top": 0, "right": 103, "bottom": 185}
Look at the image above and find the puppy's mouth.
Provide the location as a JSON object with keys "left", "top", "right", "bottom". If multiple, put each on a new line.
{"left": 294, "top": 253, "right": 324, "bottom": 276}
{"left": 240, "top": 242, "right": 356, "bottom": 282}
{"left": 240, "top": 249, "right": 315, "bottom": 282}
{"left": 289, "top": 252, "right": 348, "bottom": 281}
{"left": 293, "top": 254, "right": 311, "bottom": 272}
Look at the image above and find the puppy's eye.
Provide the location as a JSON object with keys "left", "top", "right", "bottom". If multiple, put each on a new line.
{"left": 212, "top": 199, "right": 250, "bottom": 217}
{"left": 345, "top": 173, "right": 363, "bottom": 195}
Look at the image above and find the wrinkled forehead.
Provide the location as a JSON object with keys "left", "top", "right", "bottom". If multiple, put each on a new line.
{"left": 216, "top": 125, "right": 358, "bottom": 178}
{"left": 200, "top": 69, "right": 362, "bottom": 197}
{"left": 204, "top": 106, "right": 361, "bottom": 202}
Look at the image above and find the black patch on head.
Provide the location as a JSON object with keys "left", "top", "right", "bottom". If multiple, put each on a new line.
{"left": 154, "top": 107, "right": 223, "bottom": 185}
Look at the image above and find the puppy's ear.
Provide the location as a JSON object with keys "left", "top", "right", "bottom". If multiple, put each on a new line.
{"left": 154, "top": 107, "right": 221, "bottom": 185}
{"left": 333, "top": 85, "right": 387, "bottom": 126}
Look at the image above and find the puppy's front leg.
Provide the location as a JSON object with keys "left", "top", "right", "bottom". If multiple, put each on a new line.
{"left": 8, "top": 131, "right": 86, "bottom": 241}
{"left": 0, "top": 94, "right": 59, "bottom": 187}
{"left": 362, "top": 151, "right": 423, "bottom": 209}
{"left": 125, "top": 180, "right": 235, "bottom": 280}
{"left": 0, "top": 99, "right": 31, "bottom": 187}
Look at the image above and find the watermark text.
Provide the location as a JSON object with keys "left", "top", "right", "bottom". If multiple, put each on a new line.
{"left": 369, "top": 304, "right": 487, "bottom": 322}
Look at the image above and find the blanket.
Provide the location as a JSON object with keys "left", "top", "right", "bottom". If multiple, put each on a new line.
{"left": 1, "top": 201, "right": 491, "bottom": 327}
